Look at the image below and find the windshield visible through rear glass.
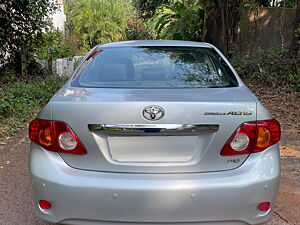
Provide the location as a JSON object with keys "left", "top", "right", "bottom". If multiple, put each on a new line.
{"left": 71, "top": 46, "right": 238, "bottom": 88}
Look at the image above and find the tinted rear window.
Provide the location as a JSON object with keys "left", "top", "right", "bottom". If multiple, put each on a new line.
{"left": 71, "top": 46, "right": 238, "bottom": 88}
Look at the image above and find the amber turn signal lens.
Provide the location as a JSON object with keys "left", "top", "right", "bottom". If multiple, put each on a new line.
{"left": 38, "top": 128, "right": 52, "bottom": 146}
{"left": 256, "top": 127, "right": 271, "bottom": 148}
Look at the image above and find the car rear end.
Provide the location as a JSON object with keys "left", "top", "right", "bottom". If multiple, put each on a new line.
{"left": 29, "top": 41, "right": 281, "bottom": 225}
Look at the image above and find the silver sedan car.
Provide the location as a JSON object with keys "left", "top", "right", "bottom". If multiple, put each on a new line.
{"left": 29, "top": 40, "right": 281, "bottom": 225}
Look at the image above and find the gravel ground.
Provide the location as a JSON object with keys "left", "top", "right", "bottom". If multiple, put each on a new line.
{"left": 247, "top": 83, "right": 300, "bottom": 225}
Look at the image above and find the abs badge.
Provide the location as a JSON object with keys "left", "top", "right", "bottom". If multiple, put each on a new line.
{"left": 142, "top": 106, "right": 164, "bottom": 121}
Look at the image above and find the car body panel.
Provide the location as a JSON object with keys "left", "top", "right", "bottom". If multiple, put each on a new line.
{"left": 42, "top": 86, "right": 261, "bottom": 173}
{"left": 30, "top": 143, "right": 280, "bottom": 225}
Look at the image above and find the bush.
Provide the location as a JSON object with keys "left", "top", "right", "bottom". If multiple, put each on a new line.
{"left": 0, "top": 76, "right": 66, "bottom": 119}
{"left": 126, "top": 18, "right": 154, "bottom": 40}
{"left": 34, "top": 30, "right": 75, "bottom": 60}
{"left": 153, "top": 1, "right": 204, "bottom": 41}
{"left": 0, "top": 76, "right": 67, "bottom": 142}
{"left": 231, "top": 47, "right": 300, "bottom": 90}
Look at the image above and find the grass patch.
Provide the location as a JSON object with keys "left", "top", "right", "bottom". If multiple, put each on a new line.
{"left": 0, "top": 76, "right": 67, "bottom": 144}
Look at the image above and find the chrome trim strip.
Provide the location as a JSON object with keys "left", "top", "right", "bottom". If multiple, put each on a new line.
{"left": 88, "top": 124, "right": 219, "bottom": 136}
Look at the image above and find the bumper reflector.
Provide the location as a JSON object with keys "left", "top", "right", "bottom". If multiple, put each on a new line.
{"left": 257, "top": 202, "right": 270, "bottom": 212}
{"left": 39, "top": 200, "right": 52, "bottom": 209}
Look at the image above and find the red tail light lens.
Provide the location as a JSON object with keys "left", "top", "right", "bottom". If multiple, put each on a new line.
{"left": 221, "top": 122, "right": 257, "bottom": 156}
{"left": 221, "top": 119, "right": 281, "bottom": 156}
{"left": 29, "top": 119, "right": 87, "bottom": 155}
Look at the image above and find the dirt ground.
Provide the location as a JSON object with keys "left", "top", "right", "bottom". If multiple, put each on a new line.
{"left": 247, "top": 83, "right": 300, "bottom": 225}
{"left": 0, "top": 83, "right": 299, "bottom": 225}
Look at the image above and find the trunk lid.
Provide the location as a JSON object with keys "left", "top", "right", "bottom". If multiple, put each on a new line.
{"left": 51, "top": 87, "right": 256, "bottom": 173}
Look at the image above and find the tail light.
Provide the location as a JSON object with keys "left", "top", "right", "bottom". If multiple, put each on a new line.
{"left": 221, "top": 119, "right": 280, "bottom": 156}
{"left": 29, "top": 119, "right": 87, "bottom": 155}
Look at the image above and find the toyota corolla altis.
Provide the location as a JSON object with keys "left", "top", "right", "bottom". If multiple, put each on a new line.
{"left": 29, "top": 40, "right": 281, "bottom": 225}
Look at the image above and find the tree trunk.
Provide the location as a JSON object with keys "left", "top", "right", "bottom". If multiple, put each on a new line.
{"left": 47, "top": 48, "right": 53, "bottom": 76}
{"left": 203, "top": 0, "right": 242, "bottom": 57}
{"left": 20, "top": 44, "right": 27, "bottom": 75}
{"left": 203, "top": 1, "right": 226, "bottom": 55}
{"left": 225, "top": 0, "right": 242, "bottom": 57}
{"left": 289, "top": 0, "right": 300, "bottom": 57}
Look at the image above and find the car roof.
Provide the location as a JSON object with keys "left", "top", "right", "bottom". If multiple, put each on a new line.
{"left": 98, "top": 40, "right": 213, "bottom": 48}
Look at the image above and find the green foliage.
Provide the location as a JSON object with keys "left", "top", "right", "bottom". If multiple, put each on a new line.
{"left": 132, "top": 0, "right": 170, "bottom": 19}
{"left": 73, "top": 56, "right": 85, "bottom": 69}
{"left": 34, "top": 31, "right": 75, "bottom": 60}
{"left": 0, "top": 76, "right": 66, "bottom": 119}
{"left": 0, "top": 60, "right": 47, "bottom": 83}
{"left": 153, "top": 0, "right": 204, "bottom": 41}
{"left": 278, "top": 0, "right": 298, "bottom": 7}
{"left": 65, "top": 0, "right": 133, "bottom": 52}
{"left": 0, "top": 0, "right": 56, "bottom": 66}
{"left": 0, "top": 76, "right": 67, "bottom": 142}
{"left": 0, "top": 69, "right": 21, "bottom": 84}
{"left": 295, "top": 27, "right": 300, "bottom": 39}
{"left": 232, "top": 47, "right": 300, "bottom": 90}
{"left": 126, "top": 18, "right": 154, "bottom": 40}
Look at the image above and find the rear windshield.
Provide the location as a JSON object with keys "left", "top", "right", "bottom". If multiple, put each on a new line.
{"left": 71, "top": 46, "right": 238, "bottom": 88}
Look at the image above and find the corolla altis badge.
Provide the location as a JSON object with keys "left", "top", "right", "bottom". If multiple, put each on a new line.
{"left": 204, "top": 111, "right": 252, "bottom": 116}
{"left": 143, "top": 106, "right": 165, "bottom": 121}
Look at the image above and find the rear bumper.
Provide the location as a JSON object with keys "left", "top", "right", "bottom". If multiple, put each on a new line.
{"left": 29, "top": 143, "right": 280, "bottom": 225}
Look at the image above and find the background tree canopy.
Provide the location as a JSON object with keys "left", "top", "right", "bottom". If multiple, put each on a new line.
{"left": 65, "top": 0, "right": 133, "bottom": 52}
{"left": 0, "top": 0, "right": 56, "bottom": 67}
{"left": 0, "top": 0, "right": 299, "bottom": 90}
{"left": 153, "top": 0, "right": 204, "bottom": 41}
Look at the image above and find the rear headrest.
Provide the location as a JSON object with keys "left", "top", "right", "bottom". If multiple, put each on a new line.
{"left": 98, "top": 57, "right": 135, "bottom": 81}
{"left": 180, "top": 53, "right": 196, "bottom": 62}
{"left": 141, "top": 68, "right": 166, "bottom": 81}
{"left": 100, "top": 63, "right": 129, "bottom": 81}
